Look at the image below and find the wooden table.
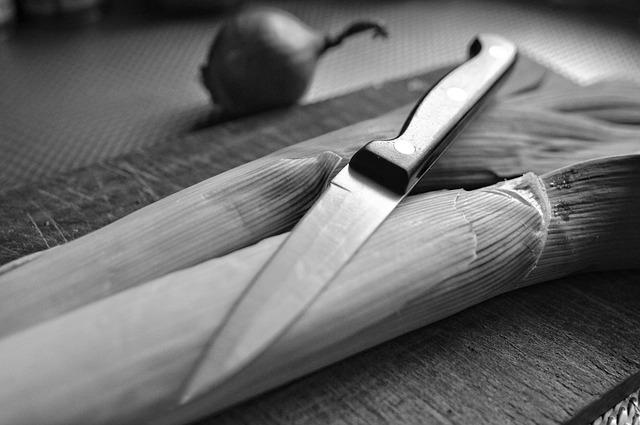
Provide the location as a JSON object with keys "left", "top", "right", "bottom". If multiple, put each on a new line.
{"left": 1, "top": 61, "right": 638, "bottom": 425}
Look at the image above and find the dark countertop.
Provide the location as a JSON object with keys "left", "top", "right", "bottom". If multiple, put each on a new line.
{"left": 1, "top": 0, "right": 639, "bottom": 189}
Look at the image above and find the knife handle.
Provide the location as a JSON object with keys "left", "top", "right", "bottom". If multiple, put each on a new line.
{"left": 350, "top": 34, "right": 517, "bottom": 194}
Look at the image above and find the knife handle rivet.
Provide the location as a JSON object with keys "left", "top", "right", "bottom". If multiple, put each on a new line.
{"left": 446, "top": 87, "right": 468, "bottom": 102}
{"left": 394, "top": 139, "right": 416, "bottom": 155}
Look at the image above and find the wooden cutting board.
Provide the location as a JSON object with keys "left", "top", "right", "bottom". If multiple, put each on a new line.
{"left": 0, "top": 58, "right": 638, "bottom": 425}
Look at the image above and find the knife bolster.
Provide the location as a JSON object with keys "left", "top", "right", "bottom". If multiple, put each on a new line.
{"left": 350, "top": 138, "right": 424, "bottom": 194}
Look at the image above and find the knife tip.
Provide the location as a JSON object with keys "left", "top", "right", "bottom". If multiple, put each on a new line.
{"left": 179, "top": 336, "right": 258, "bottom": 405}
{"left": 179, "top": 381, "right": 207, "bottom": 405}
{"left": 179, "top": 285, "right": 300, "bottom": 404}
{"left": 179, "top": 387, "right": 196, "bottom": 405}
{"left": 179, "top": 360, "right": 227, "bottom": 405}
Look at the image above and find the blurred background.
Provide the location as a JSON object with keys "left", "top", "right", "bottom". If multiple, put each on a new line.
{"left": 1, "top": 0, "right": 639, "bottom": 189}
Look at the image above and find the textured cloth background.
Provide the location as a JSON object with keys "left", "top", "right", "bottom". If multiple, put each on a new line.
{"left": 1, "top": 0, "right": 639, "bottom": 189}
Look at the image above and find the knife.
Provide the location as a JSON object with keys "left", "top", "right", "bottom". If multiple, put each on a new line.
{"left": 180, "top": 33, "right": 517, "bottom": 403}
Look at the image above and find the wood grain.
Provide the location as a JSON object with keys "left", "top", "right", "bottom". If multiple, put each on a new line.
{"left": 1, "top": 57, "right": 640, "bottom": 425}
{"left": 0, "top": 57, "right": 559, "bottom": 338}
{"left": 2, "top": 60, "right": 639, "bottom": 342}
{"left": 1, "top": 155, "right": 638, "bottom": 425}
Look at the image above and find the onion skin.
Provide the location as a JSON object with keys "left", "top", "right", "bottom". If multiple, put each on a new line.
{"left": 200, "top": 7, "right": 388, "bottom": 116}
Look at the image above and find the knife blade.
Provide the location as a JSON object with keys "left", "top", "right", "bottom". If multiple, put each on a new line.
{"left": 180, "top": 33, "right": 517, "bottom": 403}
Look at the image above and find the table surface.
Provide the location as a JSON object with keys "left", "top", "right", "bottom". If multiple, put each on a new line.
{"left": 1, "top": 55, "right": 639, "bottom": 424}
